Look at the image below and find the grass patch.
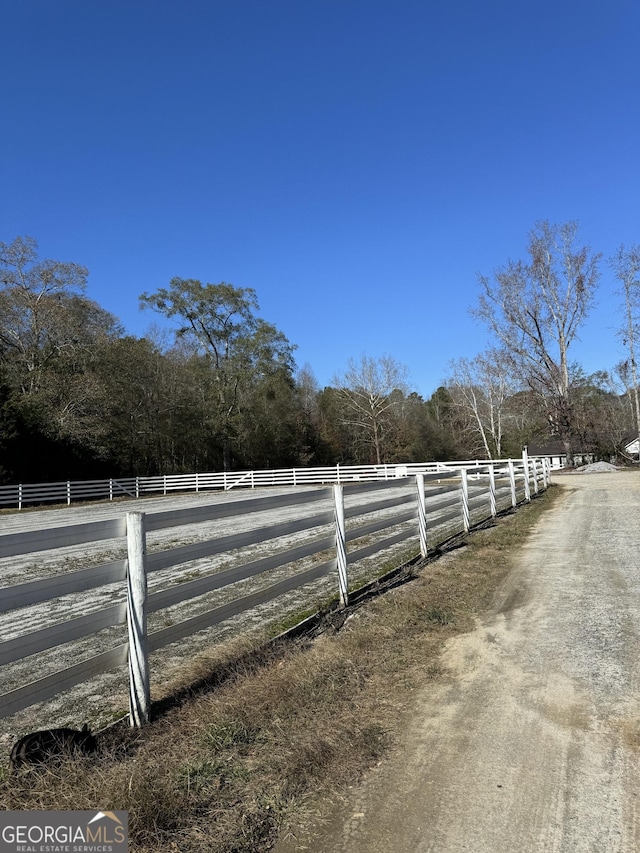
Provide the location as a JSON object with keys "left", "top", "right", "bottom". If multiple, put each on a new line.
{"left": 423, "top": 605, "right": 455, "bottom": 625}
{"left": 1, "top": 487, "right": 562, "bottom": 852}
{"left": 266, "top": 601, "right": 332, "bottom": 639}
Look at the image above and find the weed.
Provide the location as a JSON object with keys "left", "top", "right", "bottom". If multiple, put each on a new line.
{"left": 178, "top": 758, "right": 249, "bottom": 793}
{"left": 266, "top": 604, "right": 327, "bottom": 638}
{"left": 204, "top": 720, "right": 258, "bottom": 751}
{"left": 423, "top": 605, "right": 455, "bottom": 625}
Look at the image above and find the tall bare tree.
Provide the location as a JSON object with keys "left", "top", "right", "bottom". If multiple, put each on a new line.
{"left": 474, "top": 221, "right": 600, "bottom": 465}
{"left": 446, "top": 350, "right": 513, "bottom": 458}
{"left": 0, "top": 236, "right": 90, "bottom": 394}
{"left": 334, "top": 354, "right": 409, "bottom": 464}
{"left": 610, "top": 244, "right": 640, "bottom": 439}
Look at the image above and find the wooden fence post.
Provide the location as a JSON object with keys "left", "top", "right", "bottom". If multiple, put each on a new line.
{"left": 460, "top": 468, "right": 470, "bottom": 533}
{"left": 333, "top": 484, "right": 349, "bottom": 607}
{"left": 416, "top": 474, "right": 428, "bottom": 558}
{"left": 126, "top": 511, "right": 150, "bottom": 727}
{"left": 508, "top": 460, "right": 517, "bottom": 507}
{"left": 488, "top": 464, "right": 497, "bottom": 518}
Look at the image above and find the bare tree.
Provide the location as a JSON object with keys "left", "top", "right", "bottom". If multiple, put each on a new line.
{"left": 610, "top": 244, "right": 640, "bottom": 439}
{"left": 0, "top": 236, "right": 90, "bottom": 393}
{"left": 334, "top": 354, "right": 409, "bottom": 464}
{"left": 446, "top": 350, "right": 513, "bottom": 458}
{"left": 474, "top": 221, "right": 600, "bottom": 466}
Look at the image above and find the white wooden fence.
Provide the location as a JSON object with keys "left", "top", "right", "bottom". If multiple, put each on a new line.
{"left": 0, "top": 456, "right": 541, "bottom": 509}
{"left": 0, "top": 455, "right": 549, "bottom": 727}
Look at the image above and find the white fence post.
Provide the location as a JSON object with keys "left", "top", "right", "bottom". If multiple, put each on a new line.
{"left": 522, "top": 449, "right": 531, "bottom": 502}
{"left": 531, "top": 458, "right": 539, "bottom": 494}
{"left": 542, "top": 458, "right": 549, "bottom": 489}
{"left": 460, "top": 468, "right": 470, "bottom": 533}
{"left": 333, "top": 484, "right": 349, "bottom": 607}
{"left": 126, "top": 511, "right": 150, "bottom": 727}
{"left": 67, "top": 481, "right": 71, "bottom": 506}
{"left": 508, "top": 460, "right": 517, "bottom": 507}
{"left": 489, "top": 464, "right": 497, "bottom": 518}
{"left": 416, "top": 474, "right": 428, "bottom": 558}
{"left": 18, "top": 484, "right": 22, "bottom": 511}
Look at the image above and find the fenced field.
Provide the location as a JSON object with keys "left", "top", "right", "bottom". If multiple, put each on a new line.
{"left": 0, "top": 457, "right": 548, "bottom": 744}
{"left": 0, "top": 458, "right": 541, "bottom": 509}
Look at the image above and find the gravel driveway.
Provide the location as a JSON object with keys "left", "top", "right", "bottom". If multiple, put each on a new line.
{"left": 281, "top": 470, "right": 640, "bottom": 852}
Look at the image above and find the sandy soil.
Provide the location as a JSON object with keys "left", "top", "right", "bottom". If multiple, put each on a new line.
{"left": 275, "top": 470, "right": 640, "bottom": 853}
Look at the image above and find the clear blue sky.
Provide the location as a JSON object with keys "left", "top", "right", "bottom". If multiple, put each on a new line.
{"left": 2, "top": 0, "right": 639, "bottom": 398}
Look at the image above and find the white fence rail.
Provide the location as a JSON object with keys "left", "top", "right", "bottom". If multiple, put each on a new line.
{"left": 0, "top": 455, "right": 549, "bottom": 726}
{"left": 0, "top": 457, "right": 541, "bottom": 509}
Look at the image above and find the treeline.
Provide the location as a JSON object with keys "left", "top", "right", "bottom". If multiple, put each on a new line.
{"left": 0, "top": 230, "right": 636, "bottom": 485}
{"left": 443, "top": 221, "right": 640, "bottom": 466}
{"left": 0, "top": 237, "right": 462, "bottom": 484}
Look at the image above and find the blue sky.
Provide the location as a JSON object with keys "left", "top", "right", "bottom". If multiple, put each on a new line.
{"left": 2, "top": 0, "right": 639, "bottom": 398}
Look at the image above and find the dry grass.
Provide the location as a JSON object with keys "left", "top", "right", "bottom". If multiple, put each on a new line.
{"left": 0, "top": 487, "right": 562, "bottom": 852}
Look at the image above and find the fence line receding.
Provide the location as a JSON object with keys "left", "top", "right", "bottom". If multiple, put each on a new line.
{"left": 0, "top": 455, "right": 549, "bottom": 727}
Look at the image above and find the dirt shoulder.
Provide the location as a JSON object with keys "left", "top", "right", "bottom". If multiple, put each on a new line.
{"left": 275, "top": 471, "right": 640, "bottom": 853}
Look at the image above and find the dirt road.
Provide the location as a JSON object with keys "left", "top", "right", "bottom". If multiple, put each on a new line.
{"left": 278, "top": 471, "right": 640, "bottom": 852}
